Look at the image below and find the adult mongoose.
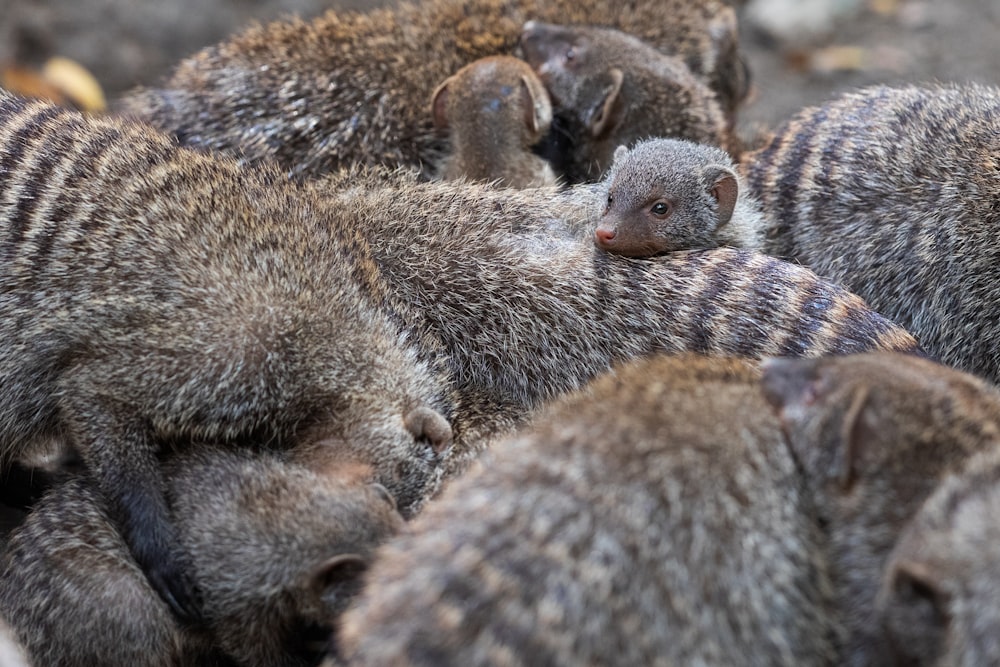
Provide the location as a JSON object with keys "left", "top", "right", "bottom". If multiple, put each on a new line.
{"left": 116, "top": 0, "right": 747, "bottom": 180}
{"left": 520, "top": 21, "right": 731, "bottom": 183}
{"left": 593, "top": 138, "right": 762, "bottom": 256}
{"left": 743, "top": 83, "right": 1000, "bottom": 383}
{"left": 430, "top": 55, "right": 557, "bottom": 188}
{"left": 760, "top": 351, "right": 1000, "bottom": 666}
{"left": 0, "top": 448, "right": 402, "bottom": 667}
{"left": 339, "top": 354, "right": 841, "bottom": 666}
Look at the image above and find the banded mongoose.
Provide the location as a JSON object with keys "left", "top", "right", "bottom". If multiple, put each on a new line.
{"left": 519, "top": 21, "right": 732, "bottom": 183}
{"left": 0, "top": 91, "right": 920, "bottom": 620}
{"left": 430, "top": 56, "right": 557, "bottom": 188}
{"left": 743, "top": 83, "right": 1000, "bottom": 383}
{"left": 338, "top": 354, "right": 841, "bottom": 666}
{"left": 0, "top": 448, "right": 402, "bottom": 667}
{"left": 115, "top": 0, "right": 748, "bottom": 180}
{"left": 878, "top": 446, "right": 1000, "bottom": 667}
{"left": 760, "top": 352, "right": 1000, "bottom": 666}
{"left": 594, "top": 138, "right": 763, "bottom": 256}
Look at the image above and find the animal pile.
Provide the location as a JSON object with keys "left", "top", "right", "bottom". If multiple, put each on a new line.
{"left": 0, "top": 1, "right": 998, "bottom": 666}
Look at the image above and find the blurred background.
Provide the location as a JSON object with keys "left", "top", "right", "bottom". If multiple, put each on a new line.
{"left": 1, "top": 0, "right": 998, "bottom": 131}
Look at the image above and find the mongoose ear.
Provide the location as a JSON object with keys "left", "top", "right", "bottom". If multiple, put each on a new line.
{"left": 587, "top": 68, "right": 624, "bottom": 138}
{"left": 404, "top": 406, "right": 453, "bottom": 454}
{"left": 612, "top": 144, "right": 629, "bottom": 164}
{"left": 836, "top": 384, "right": 871, "bottom": 492}
{"left": 430, "top": 77, "right": 454, "bottom": 130}
{"left": 881, "top": 558, "right": 951, "bottom": 660}
{"left": 702, "top": 165, "right": 738, "bottom": 228}
{"left": 311, "top": 553, "right": 368, "bottom": 596}
{"left": 519, "top": 74, "right": 553, "bottom": 136}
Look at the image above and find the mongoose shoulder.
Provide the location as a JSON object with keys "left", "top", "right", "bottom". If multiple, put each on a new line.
{"left": 594, "top": 137, "right": 763, "bottom": 256}
{"left": 339, "top": 354, "right": 840, "bottom": 666}
{"left": 761, "top": 351, "right": 1000, "bottom": 665}
{"left": 430, "top": 55, "right": 557, "bottom": 188}
{"left": 743, "top": 83, "right": 1000, "bottom": 382}
{"left": 520, "top": 21, "right": 732, "bottom": 183}
{"left": 0, "top": 449, "right": 402, "bottom": 667}
{"left": 115, "top": 0, "right": 747, "bottom": 180}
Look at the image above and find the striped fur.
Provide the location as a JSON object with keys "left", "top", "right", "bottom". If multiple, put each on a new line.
{"left": 0, "top": 90, "right": 917, "bottom": 617}
{"left": 743, "top": 83, "right": 1000, "bottom": 382}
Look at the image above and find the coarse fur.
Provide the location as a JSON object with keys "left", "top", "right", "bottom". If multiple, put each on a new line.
{"left": 594, "top": 138, "right": 763, "bottom": 256}
{"left": 115, "top": 0, "right": 747, "bottom": 181}
{"left": 760, "top": 352, "right": 1000, "bottom": 666}
{"left": 520, "top": 21, "right": 732, "bottom": 183}
{"left": 338, "top": 355, "right": 841, "bottom": 666}
{"left": 878, "top": 446, "right": 1000, "bottom": 667}
{"left": 0, "top": 91, "right": 920, "bottom": 620}
{"left": 431, "top": 56, "right": 557, "bottom": 188}
{"left": 0, "top": 449, "right": 402, "bottom": 667}
{"left": 743, "top": 83, "right": 1000, "bottom": 382}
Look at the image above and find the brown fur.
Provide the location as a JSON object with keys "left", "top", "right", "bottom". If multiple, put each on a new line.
{"left": 594, "top": 138, "right": 763, "bottom": 256}
{"left": 520, "top": 21, "right": 732, "bottom": 183}
{"left": 877, "top": 446, "right": 1000, "bottom": 667}
{"left": 116, "top": 0, "right": 747, "bottom": 180}
{"left": 0, "top": 90, "right": 920, "bottom": 621}
{"left": 760, "top": 352, "right": 1000, "bottom": 666}
{"left": 743, "top": 83, "right": 1000, "bottom": 382}
{"left": 431, "top": 56, "right": 557, "bottom": 188}
{"left": 0, "top": 449, "right": 402, "bottom": 667}
{"left": 339, "top": 355, "right": 840, "bottom": 666}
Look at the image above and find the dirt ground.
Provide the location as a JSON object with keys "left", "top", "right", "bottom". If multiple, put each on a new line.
{"left": 1, "top": 0, "right": 998, "bottom": 131}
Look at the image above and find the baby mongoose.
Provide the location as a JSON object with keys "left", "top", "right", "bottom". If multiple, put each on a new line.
{"left": 760, "top": 352, "right": 1000, "bottom": 666}
{"left": 878, "top": 446, "right": 1000, "bottom": 667}
{"left": 743, "top": 83, "right": 1000, "bottom": 383}
{"left": 0, "top": 90, "right": 921, "bottom": 624}
{"left": 430, "top": 55, "right": 558, "bottom": 188}
{"left": 520, "top": 21, "right": 731, "bottom": 183}
{"left": 594, "top": 138, "right": 763, "bottom": 256}
{"left": 339, "top": 354, "right": 841, "bottom": 666}
{"left": 0, "top": 449, "right": 403, "bottom": 667}
{"left": 116, "top": 0, "right": 747, "bottom": 180}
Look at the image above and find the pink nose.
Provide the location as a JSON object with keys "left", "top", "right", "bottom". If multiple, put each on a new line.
{"left": 595, "top": 228, "right": 616, "bottom": 245}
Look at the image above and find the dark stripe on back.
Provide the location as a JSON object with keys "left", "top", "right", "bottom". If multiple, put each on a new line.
{"left": 686, "top": 253, "right": 732, "bottom": 353}
{"left": 776, "top": 272, "right": 828, "bottom": 357}
{"left": 770, "top": 105, "right": 827, "bottom": 260}
{"left": 0, "top": 105, "right": 66, "bottom": 205}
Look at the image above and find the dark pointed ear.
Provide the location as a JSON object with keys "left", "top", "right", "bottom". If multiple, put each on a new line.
{"left": 430, "top": 77, "right": 454, "bottom": 130}
{"left": 311, "top": 553, "right": 368, "bottom": 596}
{"left": 519, "top": 74, "right": 552, "bottom": 135}
{"left": 702, "top": 165, "right": 738, "bottom": 228}
{"left": 587, "top": 68, "right": 624, "bottom": 138}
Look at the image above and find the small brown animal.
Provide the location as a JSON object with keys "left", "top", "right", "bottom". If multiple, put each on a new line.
{"left": 594, "top": 138, "right": 762, "bottom": 256}
{"left": 743, "top": 83, "right": 1000, "bottom": 383}
{"left": 116, "top": 0, "right": 747, "bottom": 180}
{"left": 760, "top": 352, "right": 1000, "bottom": 666}
{"left": 0, "top": 449, "right": 403, "bottom": 667}
{"left": 877, "top": 446, "right": 1000, "bottom": 667}
{"left": 339, "top": 354, "right": 841, "bottom": 666}
{"left": 520, "top": 21, "right": 731, "bottom": 183}
{"left": 430, "top": 56, "right": 557, "bottom": 188}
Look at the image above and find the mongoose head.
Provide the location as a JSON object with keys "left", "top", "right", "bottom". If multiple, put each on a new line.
{"left": 519, "top": 21, "right": 728, "bottom": 183}
{"left": 594, "top": 138, "right": 739, "bottom": 257}
{"left": 430, "top": 55, "right": 556, "bottom": 187}
{"left": 878, "top": 447, "right": 1000, "bottom": 667}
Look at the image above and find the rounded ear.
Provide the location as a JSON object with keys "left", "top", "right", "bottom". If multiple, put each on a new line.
{"left": 311, "top": 553, "right": 368, "bottom": 596}
{"left": 519, "top": 74, "right": 553, "bottom": 136}
{"left": 430, "top": 77, "right": 454, "bottom": 130}
{"left": 587, "top": 68, "right": 624, "bottom": 138}
{"left": 702, "top": 165, "right": 739, "bottom": 228}
{"left": 881, "top": 559, "right": 951, "bottom": 662}
{"left": 404, "top": 406, "right": 453, "bottom": 454}
{"left": 612, "top": 144, "right": 629, "bottom": 164}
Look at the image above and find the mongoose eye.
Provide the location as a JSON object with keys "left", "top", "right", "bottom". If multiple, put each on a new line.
{"left": 650, "top": 201, "right": 672, "bottom": 218}
{"left": 565, "top": 48, "right": 577, "bottom": 61}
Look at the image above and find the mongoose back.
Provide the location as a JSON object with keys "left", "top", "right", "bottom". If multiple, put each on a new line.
{"left": 877, "top": 446, "right": 1000, "bottom": 667}
{"left": 760, "top": 352, "right": 1000, "bottom": 666}
{"left": 0, "top": 91, "right": 921, "bottom": 619}
{"left": 0, "top": 448, "right": 403, "bottom": 667}
{"left": 520, "top": 21, "right": 731, "bottom": 183}
{"left": 339, "top": 354, "right": 841, "bottom": 666}
{"left": 743, "top": 83, "right": 1000, "bottom": 383}
{"left": 430, "top": 56, "right": 557, "bottom": 188}
{"left": 594, "top": 137, "right": 763, "bottom": 256}
{"left": 116, "top": 0, "right": 747, "bottom": 180}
